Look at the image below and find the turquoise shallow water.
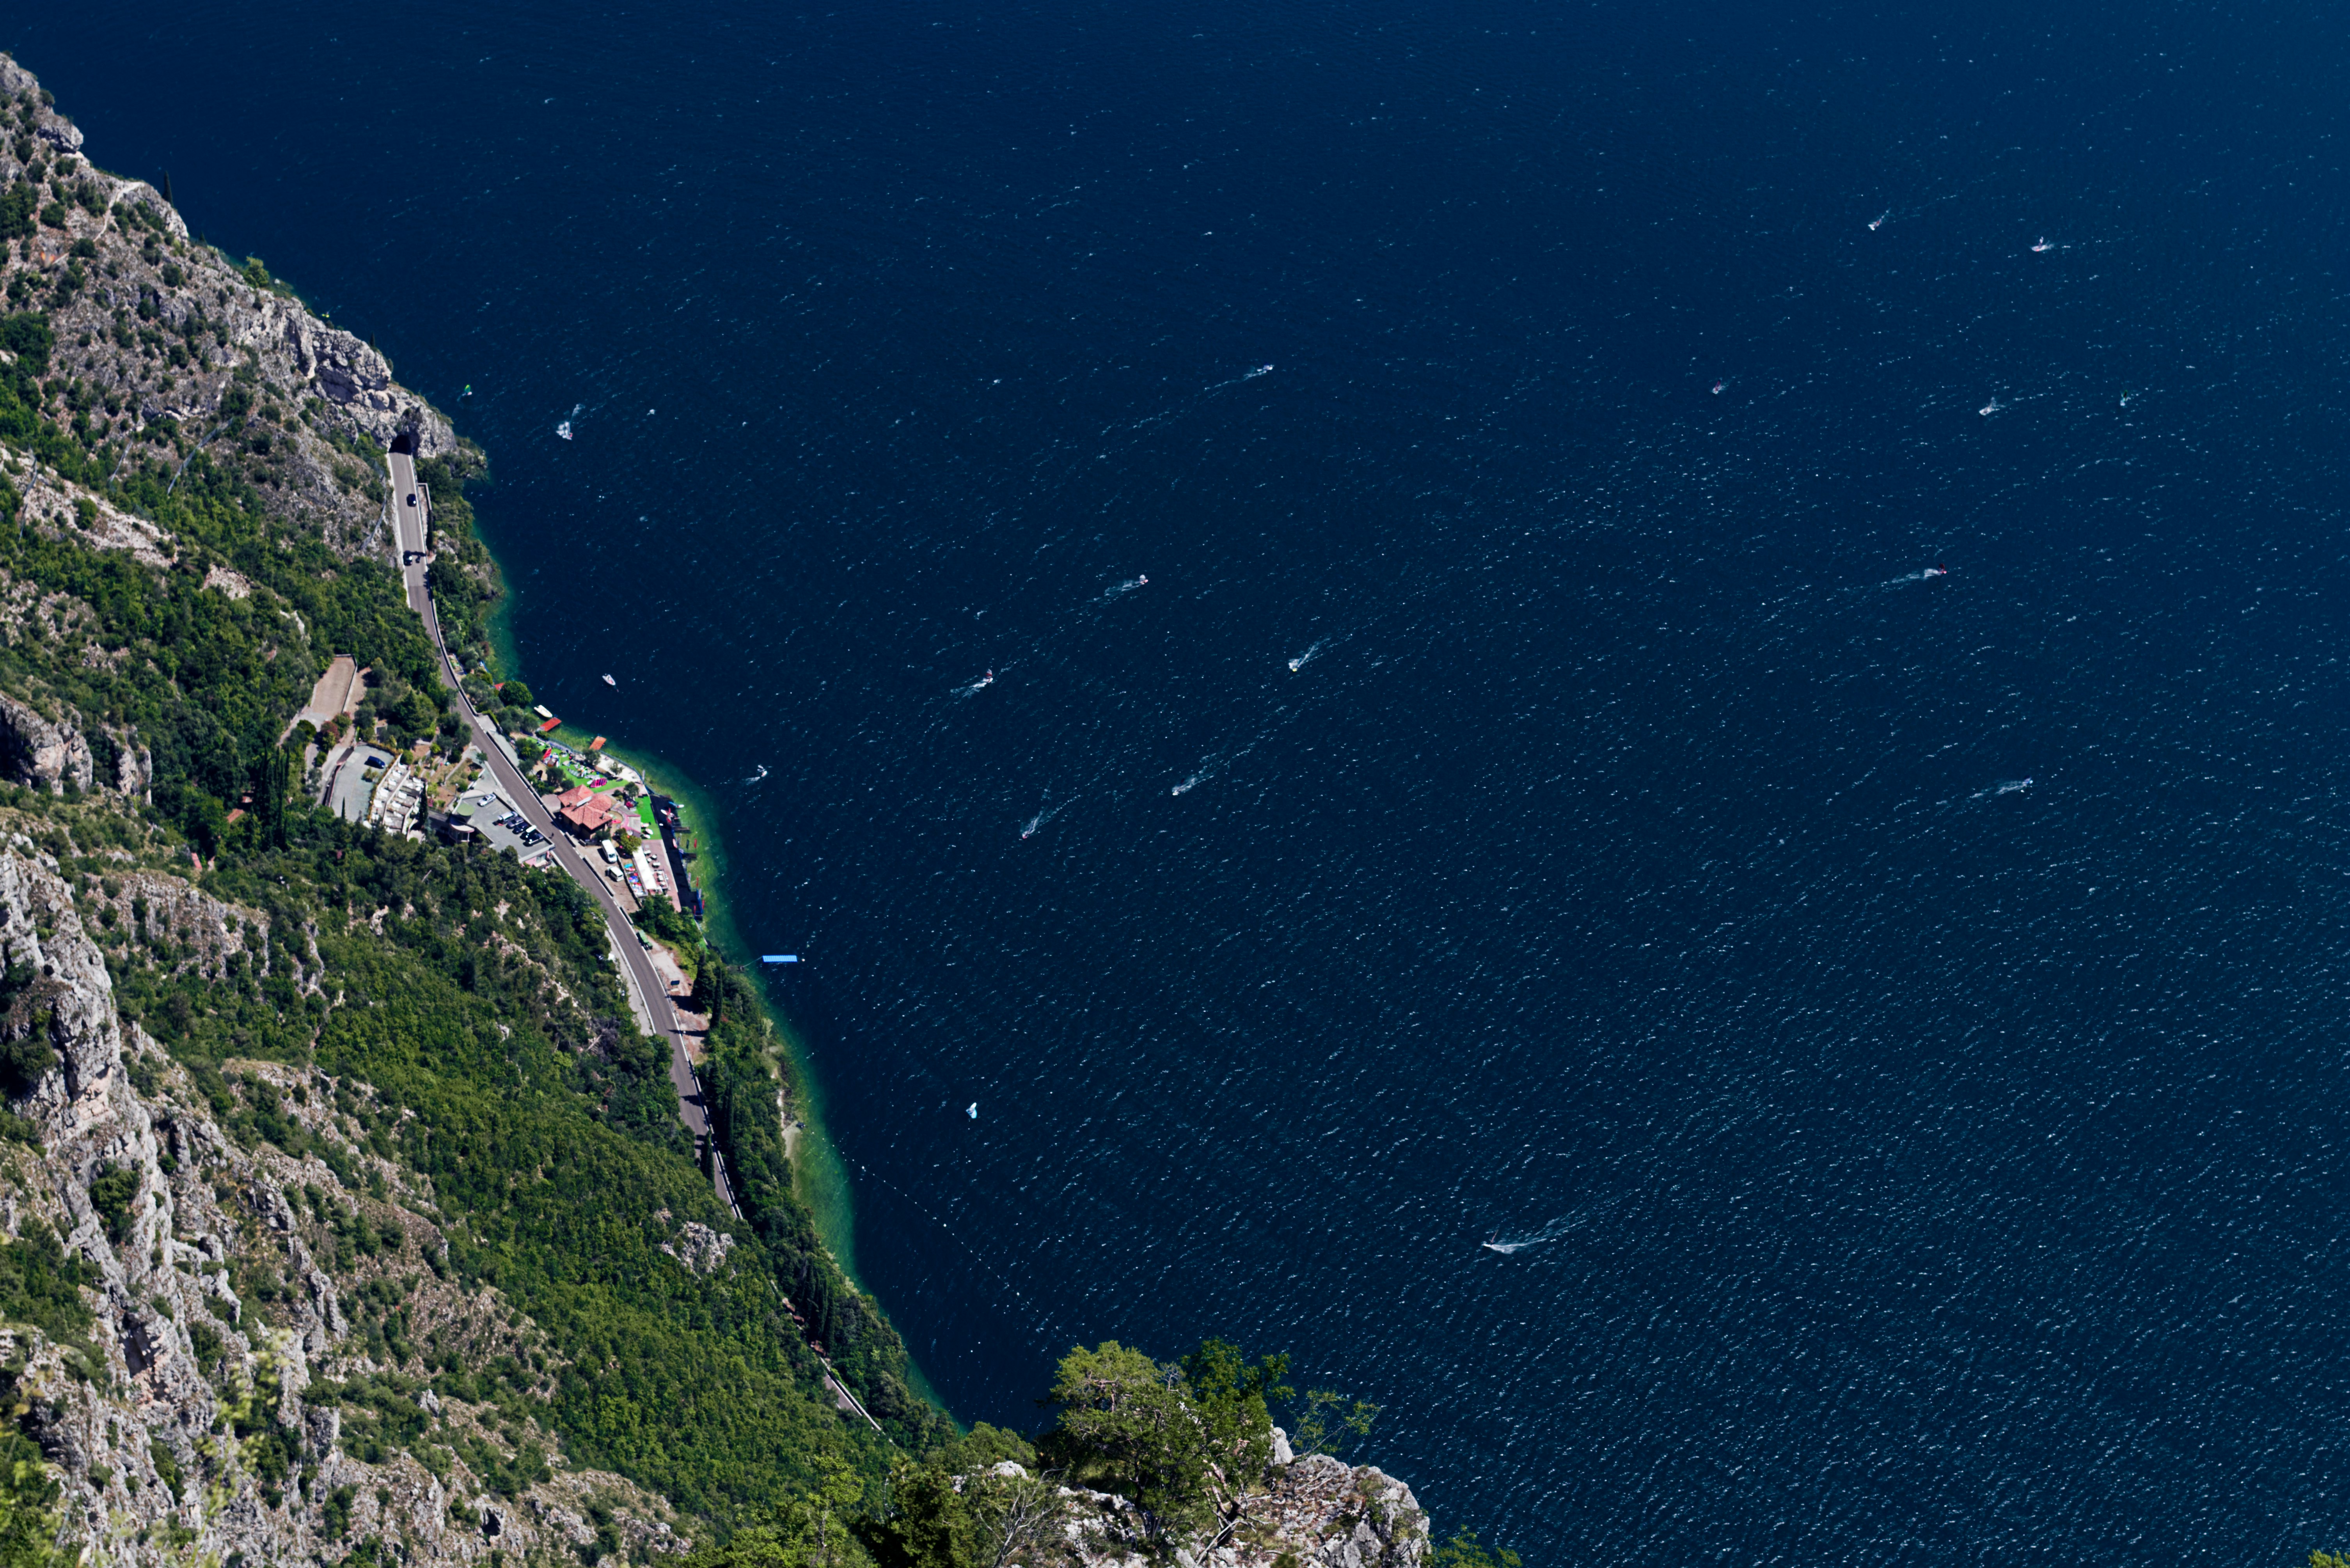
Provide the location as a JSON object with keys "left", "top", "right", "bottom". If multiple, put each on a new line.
{"left": 31, "top": 1, "right": 2350, "bottom": 1558}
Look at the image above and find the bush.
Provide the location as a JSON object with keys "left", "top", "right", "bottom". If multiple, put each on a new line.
{"left": 88, "top": 1164, "right": 138, "bottom": 1241}
{"left": 632, "top": 899, "right": 699, "bottom": 952}
{"left": 0, "top": 1007, "right": 57, "bottom": 1096}
{"left": 0, "top": 182, "right": 33, "bottom": 240}
{"left": 1432, "top": 1533, "right": 1521, "bottom": 1568}
{"left": 0, "top": 1218, "right": 92, "bottom": 1344}
{"left": 1035, "top": 1339, "right": 1291, "bottom": 1543}
{"left": 0, "top": 1426, "right": 58, "bottom": 1565}
{"left": 387, "top": 689, "right": 436, "bottom": 741}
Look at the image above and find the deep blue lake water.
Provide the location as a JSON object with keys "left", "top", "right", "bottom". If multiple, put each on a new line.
{"left": 26, "top": 0, "right": 2350, "bottom": 1559}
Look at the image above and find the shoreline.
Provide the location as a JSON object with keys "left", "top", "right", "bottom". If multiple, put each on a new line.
{"left": 453, "top": 504, "right": 948, "bottom": 1415}
{"left": 539, "top": 722, "right": 865, "bottom": 1268}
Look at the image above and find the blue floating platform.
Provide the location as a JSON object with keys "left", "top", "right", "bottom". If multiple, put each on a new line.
{"left": 762, "top": 954, "right": 799, "bottom": 964}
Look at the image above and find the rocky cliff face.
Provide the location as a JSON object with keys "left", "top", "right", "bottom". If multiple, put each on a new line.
{"left": 0, "top": 841, "right": 684, "bottom": 1565}
{"left": 0, "top": 53, "right": 458, "bottom": 560}
{"left": 996, "top": 1446, "right": 1427, "bottom": 1568}
{"left": 0, "top": 824, "right": 1436, "bottom": 1568}
{"left": 1232, "top": 1450, "right": 1427, "bottom": 1568}
{"left": 0, "top": 691, "right": 93, "bottom": 795}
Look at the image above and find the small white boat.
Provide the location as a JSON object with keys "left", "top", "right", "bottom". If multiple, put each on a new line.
{"left": 602, "top": 674, "right": 616, "bottom": 686}
{"left": 556, "top": 420, "right": 573, "bottom": 440}
{"left": 2031, "top": 237, "right": 2053, "bottom": 253}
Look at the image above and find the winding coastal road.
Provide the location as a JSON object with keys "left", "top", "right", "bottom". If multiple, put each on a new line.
{"left": 385, "top": 452, "right": 887, "bottom": 1433}
{"left": 385, "top": 448, "right": 738, "bottom": 1213}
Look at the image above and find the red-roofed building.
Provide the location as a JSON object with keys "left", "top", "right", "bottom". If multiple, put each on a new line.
{"left": 557, "top": 787, "right": 623, "bottom": 838}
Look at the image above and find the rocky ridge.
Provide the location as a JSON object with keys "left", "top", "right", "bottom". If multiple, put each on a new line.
{"left": 0, "top": 51, "right": 457, "bottom": 560}
{"left": 0, "top": 789, "right": 1437, "bottom": 1568}
{"left": 1054, "top": 1447, "right": 1429, "bottom": 1568}
{"left": 0, "top": 837, "right": 685, "bottom": 1564}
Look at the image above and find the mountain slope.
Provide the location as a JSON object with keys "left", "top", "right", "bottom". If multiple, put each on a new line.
{"left": 0, "top": 51, "right": 1461, "bottom": 1568}
{"left": 0, "top": 51, "right": 943, "bottom": 1566}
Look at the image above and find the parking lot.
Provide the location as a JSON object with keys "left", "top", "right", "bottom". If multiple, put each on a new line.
{"left": 453, "top": 788, "right": 555, "bottom": 863}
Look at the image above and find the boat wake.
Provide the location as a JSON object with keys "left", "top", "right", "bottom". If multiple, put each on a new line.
{"left": 1880, "top": 565, "right": 1951, "bottom": 589}
{"left": 1970, "top": 776, "right": 2033, "bottom": 800}
{"left": 1121, "top": 364, "right": 1279, "bottom": 435}
{"left": 556, "top": 402, "right": 582, "bottom": 440}
{"left": 743, "top": 764, "right": 769, "bottom": 786}
{"left": 1020, "top": 798, "right": 1072, "bottom": 839}
{"left": 960, "top": 669, "right": 997, "bottom": 696}
{"left": 1101, "top": 574, "right": 1150, "bottom": 601}
{"left": 1287, "top": 637, "right": 1333, "bottom": 674}
{"left": 1979, "top": 397, "right": 2004, "bottom": 417}
{"left": 1482, "top": 1199, "right": 1621, "bottom": 1255}
{"left": 1198, "top": 363, "right": 1276, "bottom": 396}
{"left": 1171, "top": 755, "right": 1223, "bottom": 796}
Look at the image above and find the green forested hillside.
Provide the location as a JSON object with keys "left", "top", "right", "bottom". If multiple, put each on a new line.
{"left": 631, "top": 900, "right": 928, "bottom": 1428}
{"left": 0, "top": 341, "right": 948, "bottom": 1539}
{"left": 0, "top": 86, "right": 961, "bottom": 1533}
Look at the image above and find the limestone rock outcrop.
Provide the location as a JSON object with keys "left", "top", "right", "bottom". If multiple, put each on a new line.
{"left": 661, "top": 1220, "right": 737, "bottom": 1275}
{"left": 0, "top": 57, "right": 78, "bottom": 155}
{"left": 8, "top": 472, "right": 176, "bottom": 570}
{"left": 0, "top": 845, "right": 685, "bottom": 1565}
{"left": 277, "top": 309, "right": 456, "bottom": 459}
{"left": 0, "top": 692, "right": 93, "bottom": 795}
{"left": 1044, "top": 1443, "right": 1429, "bottom": 1568}
{"left": 0, "top": 52, "right": 463, "bottom": 561}
{"left": 107, "top": 730, "right": 151, "bottom": 801}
